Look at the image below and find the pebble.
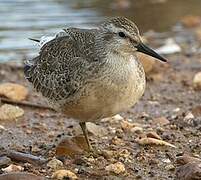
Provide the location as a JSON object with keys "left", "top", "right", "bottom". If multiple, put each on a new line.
{"left": 152, "top": 117, "right": 170, "bottom": 126}
{"left": 0, "top": 104, "right": 24, "bottom": 121}
{"left": 176, "top": 154, "right": 201, "bottom": 165}
{"left": 0, "top": 83, "right": 28, "bottom": 101}
{"left": 55, "top": 135, "right": 89, "bottom": 157}
{"left": 156, "top": 38, "right": 181, "bottom": 55}
{"left": 165, "top": 164, "right": 175, "bottom": 171}
{"left": 0, "top": 125, "right": 6, "bottom": 130}
{"left": 112, "top": 136, "right": 125, "bottom": 145}
{"left": 108, "top": 127, "right": 116, "bottom": 134}
{"left": 86, "top": 122, "right": 108, "bottom": 137}
{"left": 121, "top": 120, "right": 135, "bottom": 131}
{"left": 118, "top": 149, "right": 131, "bottom": 159}
{"left": 146, "top": 131, "right": 162, "bottom": 140}
{"left": 192, "top": 105, "right": 201, "bottom": 117}
{"left": 2, "top": 164, "right": 24, "bottom": 172}
{"left": 74, "top": 122, "right": 107, "bottom": 137}
{"left": 0, "top": 156, "right": 11, "bottom": 168}
{"left": 105, "top": 162, "right": 126, "bottom": 174}
{"left": 101, "top": 114, "right": 124, "bottom": 123}
{"left": 47, "top": 158, "right": 63, "bottom": 170}
{"left": 176, "top": 162, "right": 201, "bottom": 180}
{"left": 193, "top": 72, "right": 201, "bottom": 90}
{"left": 184, "top": 112, "right": 194, "bottom": 121}
{"left": 111, "top": 114, "right": 124, "bottom": 121}
{"left": 101, "top": 150, "right": 114, "bottom": 160}
{"left": 162, "top": 158, "right": 171, "bottom": 163}
{"left": 130, "top": 126, "right": 143, "bottom": 134}
{"left": 52, "top": 169, "right": 78, "bottom": 179}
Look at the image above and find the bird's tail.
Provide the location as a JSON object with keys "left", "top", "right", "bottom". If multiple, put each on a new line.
{"left": 24, "top": 38, "right": 41, "bottom": 79}
{"left": 24, "top": 56, "right": 39, "bottom": 82}
{"left": 28, "top": 38, "right": 40, "bottom": 42}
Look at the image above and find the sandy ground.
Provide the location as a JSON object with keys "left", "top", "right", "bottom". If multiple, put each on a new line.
{"left": 0, "top": 23, "right": 201, "bottom": 179}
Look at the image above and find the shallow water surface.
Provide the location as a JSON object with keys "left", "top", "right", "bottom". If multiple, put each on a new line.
{"left": 0, "top": 0, "right": 201, "bottom": 62}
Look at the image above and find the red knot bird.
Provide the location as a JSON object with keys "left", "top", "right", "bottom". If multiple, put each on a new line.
{"left": 24, "top": 17, "right": 167, "bottom": 150}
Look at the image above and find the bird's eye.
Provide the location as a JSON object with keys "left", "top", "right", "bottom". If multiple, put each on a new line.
{"left": 118, "top": 32, "right": 126, "bottom": 38}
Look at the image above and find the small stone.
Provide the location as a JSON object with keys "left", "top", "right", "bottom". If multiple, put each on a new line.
{"left": 112, "top": 114, "right": 124, "bottom": 121}
{"left": 0, "top": 83, "right": 28, "bottom": 101}
{"left": 25, "top": 129, "right": 32, "bottom": 134}
{"left": 0, "top": 125, "right": 6, "bottom": 130}
{"left": 118, "top": 149, "right": 131, "bottom": 159}
{"left": 176, "top": 154, "right": 201, "bottom": 165}
{"left": 52, "top": 169, "right": 78, "bottom": 179}
{"left": 152, "top": 117, "right": 170, "bottom": 126}
{"left": 47, "top": 158, "right": 63, "bottom": 170}
{"left": 148, "top": 101, "right": 160, "bottom": 106}
{"left": 86, "top": 122, "right": 108, "bottom": 137}
{"left": 137, "top": 137, "right": 176, "bottom": 148}
{"left": 192, "top": 105, "right": 201, "bottom": 117}
{"left": 146, "top": 131, "right": 162, "bottom": 140}
{"left": 165, "top": 164, "right": 175, "bottom": 171}
{"left": 87, "top": 157, "right": 95, "bottom": 163}
{"left": 73, "top": 123, "right": 107, "bottom": 137}
{"left": 101, "top": 114, "right": 124, "bottom": 123}
{"left": 162, "top": 158, "right": 171, "bottom": 163}
{"left": 176, "top": 162, "right": 201, "bottom": 180}
{"left": 108, "top": 127, "right": 116, "bottom": 134}
{"left": 130, "top": 126, "right": 143, "bottom": 134}
{"left": 193, "top": 72, "right": 201, "bottom": 90}
{"left": 101, "top": 150, "right": 114, "bottom": 160}
{"left": 156, "top": 38, "right": 181, "bottom": 55}
{"left": 105, "top": 162, "right": 125, "bottom": 174}
{"left": 2, "top": 164, "right": 24, "bottom": 172}
{"left": 56, "top": 136, "right": 89, "bottom": 157}
{"left": 184, "top": 112, "right": 194, "bottom": 121}
{"left": 121, "top": 120, "right": 135, "bottom": 131}
{"left": 111, "top": 136, "right": 125, "bottom": 145}
{"left": 0, "top": 156, "right": 11, "bottom": 168}
{"left": 173, "top": 108, "right": 180, "bottom": 113}
{"left": 0, "top": 104, "right": 24, "bottom": 121}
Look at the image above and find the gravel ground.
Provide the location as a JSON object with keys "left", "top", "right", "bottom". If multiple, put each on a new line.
{"left": 0, "top": 22, "right": 201, "bottom": 179}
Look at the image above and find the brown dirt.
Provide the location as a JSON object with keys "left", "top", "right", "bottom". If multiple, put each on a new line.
{"left": 0, "top": 26, "right": 201, "bottom": 179}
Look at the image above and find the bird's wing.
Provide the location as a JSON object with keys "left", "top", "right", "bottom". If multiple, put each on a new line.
{"left": 25, "top": 33, "right": 95, "bottom": 102}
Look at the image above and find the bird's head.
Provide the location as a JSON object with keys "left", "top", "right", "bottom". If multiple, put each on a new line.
{"left": 99, "top": 17, "right": 167, "bottom": 62}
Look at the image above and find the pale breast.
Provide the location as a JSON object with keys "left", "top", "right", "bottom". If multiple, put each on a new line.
{"left": 59, "top": 54, "right": 146, "bottom": 122}
{"left": 102, "top": 54, "right": 146, "bottom": 115}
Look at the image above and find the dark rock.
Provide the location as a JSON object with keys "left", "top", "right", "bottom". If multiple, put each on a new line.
{"left": 0, "top": 156, "right": 11, "bottom": 168}
{"left": 176, "top": 162, "right": 201, "bottom": 180}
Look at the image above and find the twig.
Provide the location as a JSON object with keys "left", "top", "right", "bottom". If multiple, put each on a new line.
{"left": 6, "top": 150, "right": 48, "bottom": 166}
{"left": 0, "top": 97, "right": 55, "bottom": 111}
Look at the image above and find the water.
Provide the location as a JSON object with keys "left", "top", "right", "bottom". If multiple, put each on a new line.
{"left": 0, "top": 0, "right": 201, "bottom": 62}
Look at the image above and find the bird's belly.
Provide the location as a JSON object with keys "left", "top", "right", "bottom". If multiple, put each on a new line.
{"left": 101, "top": 76, "right": 145, "bottom": 117}
{"left": 61, "top": 67, "right": 145, "bottom": 122}
{"left": 60, "top": 54, "right": 146, "bottom": 122}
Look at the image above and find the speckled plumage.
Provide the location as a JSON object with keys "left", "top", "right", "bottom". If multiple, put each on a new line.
{"left": 25, "top": 17, "right": 146, "bottom": 116}
{"left": 25, "top": 17, "right": 165, "bottom": 149}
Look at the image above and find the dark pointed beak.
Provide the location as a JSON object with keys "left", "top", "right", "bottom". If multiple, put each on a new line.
{"left": 136, "top": 43, "right": 167, "bottom": 62}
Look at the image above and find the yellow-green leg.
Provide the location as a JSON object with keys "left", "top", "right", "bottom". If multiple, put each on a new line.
{"left": 79, "top": 122, "right": 92, "bottom": 151}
